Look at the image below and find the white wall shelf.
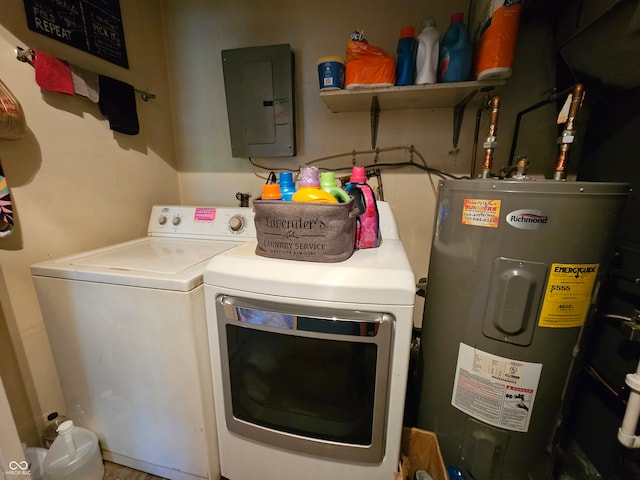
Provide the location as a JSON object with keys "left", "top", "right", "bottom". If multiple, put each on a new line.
{"left": 319, "top": 80, "right": 504, "bottom": 112}
{"left": 319, "top": 80, "right": 506, "bottom": 148}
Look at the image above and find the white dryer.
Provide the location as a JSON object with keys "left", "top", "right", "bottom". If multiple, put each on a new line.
{"left": 31, "top": 205, "right": 256, "bottom": 480}
{"left": 203, "top": 201, "right": 416, "bottom": 480}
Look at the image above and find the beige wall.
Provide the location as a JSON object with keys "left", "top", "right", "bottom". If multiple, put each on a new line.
{"left": 0, "top": 298, "right": 38, "bottom": 447}
{"left": 163, "top": 0, "right": 469, "bottom": 330}
{"left": 0, "top": 376, "right": 29, "bottom": 479}
{"left": 163, "top": 0, "right": 559, "bottom": 320}
{"left": 0, "top": 0, "right": 561, "bottom": 449}
{"left": 0, "top": 0, "right": 180, "bottom": 443}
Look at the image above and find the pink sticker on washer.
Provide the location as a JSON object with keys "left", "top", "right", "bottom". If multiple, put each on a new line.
{"left": 194, "top": 207, "right": 216, "bottom": 222}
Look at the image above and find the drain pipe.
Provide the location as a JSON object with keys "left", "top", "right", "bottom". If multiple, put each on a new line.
{"left": 618, "top": 359, "right": 640, "bottom": 448}
{"left": 618, "top": 310, "right": 640, "bottom": 448}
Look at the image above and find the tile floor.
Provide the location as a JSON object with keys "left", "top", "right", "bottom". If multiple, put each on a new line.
{"left": 104, "top": 461, "right": 166, "bottom": 480}
{"left": 101, "top": 439, "right": 599, "bottom": 480}
{"left": 103, "top": 460, "right": 590, "bottom": 480}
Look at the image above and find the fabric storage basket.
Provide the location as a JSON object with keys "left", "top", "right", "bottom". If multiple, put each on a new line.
{"left": 253, "top": 199, "right": 358, "bottom": 262}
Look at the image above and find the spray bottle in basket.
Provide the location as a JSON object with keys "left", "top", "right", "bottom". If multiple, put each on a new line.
{"left": 346, "top": 166, "right": 380, "bottom": 248}
{"left": 261, "top": 172, "right": 282, "bottom": 200}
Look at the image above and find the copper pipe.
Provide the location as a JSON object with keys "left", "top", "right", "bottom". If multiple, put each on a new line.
{"left": 481, "top": 96, "right": 500, "bottom": 179}
{"left": 471, "top": 101, "right": 491, "bottom": 177}
{"left": 565, "top": 83, "right": 584, "bottom": 131}
{"left": 555, "top": 147, "right": 570, "bottom": 178}
{"left": 554, "top": 83, "right": 585, "bottom": 180}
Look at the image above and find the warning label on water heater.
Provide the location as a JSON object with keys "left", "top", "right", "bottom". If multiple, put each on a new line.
{"left": 538, "top": 263, "right": 599, "bottom": 328}
{"left": 451, "top": 343, "right": 542, "bottom": 432}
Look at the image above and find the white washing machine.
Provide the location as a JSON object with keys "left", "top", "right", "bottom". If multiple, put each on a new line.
{"left": 31, "top": 205, "right": 256, "bottom": 480}
{"left": 203, "top": 201, "right": 416, "bottom": 480}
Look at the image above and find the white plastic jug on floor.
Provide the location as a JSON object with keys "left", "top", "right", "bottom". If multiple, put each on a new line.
{"left": 43, "top": 420, "right": 104, "bottom": 480}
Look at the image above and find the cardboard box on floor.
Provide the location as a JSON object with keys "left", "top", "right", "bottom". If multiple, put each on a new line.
{"left": 395, "top": 427, "right": 448, "bottom": 480}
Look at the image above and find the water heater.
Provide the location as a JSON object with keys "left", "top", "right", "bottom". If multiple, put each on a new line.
{"left": 417, "top": 179, "right": 629, "bottom": 479}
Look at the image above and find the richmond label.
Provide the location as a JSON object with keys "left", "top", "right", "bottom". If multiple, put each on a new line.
{"left": 506, "top": 209, "right": 548, "bottom": 230}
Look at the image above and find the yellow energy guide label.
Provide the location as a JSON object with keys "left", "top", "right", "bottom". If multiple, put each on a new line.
{"left": 539, "top": 263, "right": 599, "bottom": 328}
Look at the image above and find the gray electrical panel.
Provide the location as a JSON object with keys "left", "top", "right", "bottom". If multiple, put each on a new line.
{"left": 221, "top": 44, "right": 296, "bottom": 158}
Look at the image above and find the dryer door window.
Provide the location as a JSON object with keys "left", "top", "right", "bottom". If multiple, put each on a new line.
{"left": 216, "top": 295, "right": 394, "bottom": 463}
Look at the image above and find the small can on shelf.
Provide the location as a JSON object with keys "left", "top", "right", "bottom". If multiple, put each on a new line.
{"left": 317, "top": 56, "right": 345, "bottom": 90}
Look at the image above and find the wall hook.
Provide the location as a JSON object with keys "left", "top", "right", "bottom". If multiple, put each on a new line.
{"left": 135, "top": 90, "right": 156, "bottom": 102}
{"left": 16, "top": 46, "right": 34, "bottom": 66}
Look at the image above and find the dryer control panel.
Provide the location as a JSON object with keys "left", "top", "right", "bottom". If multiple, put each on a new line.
{"left": 148, "top": 205, "right": 256, "bottom": 240}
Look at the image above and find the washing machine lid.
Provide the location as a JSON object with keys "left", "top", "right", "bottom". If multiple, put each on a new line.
{"left": 31, "top": 237, "right": 242, "bottom": 291}
{"left": 203, "top": 239, "right": 416, "bottom": 305}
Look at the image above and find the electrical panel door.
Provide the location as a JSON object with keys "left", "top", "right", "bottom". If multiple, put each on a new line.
{"left": 222, "top": 44, "right": 296, "bottom": 158}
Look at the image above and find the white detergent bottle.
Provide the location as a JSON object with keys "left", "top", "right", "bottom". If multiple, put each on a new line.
{"left": 415, "top": 18, "right": 440, "bottom": 85}
{"left": 43, "top": 420, "right": 104, "bottom": 480}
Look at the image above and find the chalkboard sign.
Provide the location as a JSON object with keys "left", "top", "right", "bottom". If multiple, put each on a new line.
{"left": 23, "top": 0, "right": 129, "bottom": 68}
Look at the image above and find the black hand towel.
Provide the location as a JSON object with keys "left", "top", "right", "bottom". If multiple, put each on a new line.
{"left": 98, "top": 75, "right": 139, "bottom": 135}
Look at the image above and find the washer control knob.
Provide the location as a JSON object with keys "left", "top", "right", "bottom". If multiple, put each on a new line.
{"left": 229, "top": 215, "right": 245, "bottom": 232}
{"left": 158, "top": 215, "right": 168, "bottom": 225}
{"left": 172, "top": 216, "right": 181, "bottom": 226}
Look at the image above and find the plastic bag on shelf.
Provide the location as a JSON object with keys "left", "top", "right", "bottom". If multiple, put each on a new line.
{"left": 345, "top": 31, "right": 396, "bottom": 89}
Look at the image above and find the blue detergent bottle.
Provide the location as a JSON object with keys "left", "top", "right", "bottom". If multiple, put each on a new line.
{"left": 278, "top": 171, "right": 296, "bottom": 201}
{"left": 438, "top": 12, "right": 472, "bottom": 83}
{"left": 396, "top": 25, "right": 417, "bottom": 86}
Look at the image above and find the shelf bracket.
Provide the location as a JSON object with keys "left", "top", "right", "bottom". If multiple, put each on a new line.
{"left": 452, "top": 86, "right": 495, "bottom": 148}
{"left": 370, "top": 95, "right": 380, "bottom": 149}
